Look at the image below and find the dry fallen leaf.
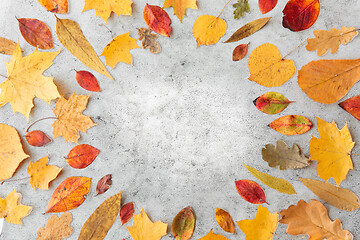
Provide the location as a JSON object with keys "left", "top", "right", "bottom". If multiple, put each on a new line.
{"left": 36, "top": 212, "right": 73, "bottom": 240}
{"left": 253, "top": 92, "right": 293, "bottom": 115}
{"left": 233, "top": 44, "right": 248, "bottom": 61}
{"left": 235, "top": 179, "right": 267, "bottom": 204}
{"left": 82, "top": 0, "right": 132, "bottom": 23}
{"left": 233, "top": 0, "right": 250, "bottom": 19}
{"left": 27, "top": 156, "right": 62, "bottom": 190}
{"left": 259, "top": 0, "right": 278, "bottom": 14}
{"left": 163, "top": 0, "right": 198, "bottom": 22}
{"left": 0, "top": 189, "right": 32, "bottom": 225}
{"left": 215, "top": 208, "right": 235, "bottom": 234}
{"left": 172, "top": 206, "right": 195, "bottom": 240}
{"left": 75, "top": 70, "right": 101, "bottom": 92}
{"left": 269, "top": 115, "right": 312, "bottom": 135}
{"left": 17, "top": 18, "right": 53, "bottom": 49}
{"left": 138, "top": 28, "right": 161, "bottom": 54}
{"left": 339, "top": 95, "right": 360, "bottom": 121}
{"left": 96, "top": 174, "right": 112, "bottom": 195}
{"left": 193, "top": 15, "right": 227, "bottom": 47}
{"left": 120, "top": 202, "right": 135, "bottom": 225}
{"left": 0, "top": 37, "right": 17, "bottom": 55}
{"left": 37, "top": 0, "right": 68, "bottom": 13}
{"left": 52, "top": 94, "right": 96, "bottom": 143}
{"left": 25, "top": 130, "right": 52, "bottom": 147}
{"left": 144, "top": 4, "right": 172, "bottom": 37}
{"left": 66, "top": 144, "right": 100, "bottom": 169}
{"left": 198, "top": 229, "right": 230, "bottom": 240}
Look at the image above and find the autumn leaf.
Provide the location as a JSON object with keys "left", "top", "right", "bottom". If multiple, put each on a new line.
{"left": 78, "top": 191, "right": 122, "bottom": 240}
{"left": 163, "top": 0, "right": 198, "bottom": 22}
{"left": 262, "top": 140, "right": 310, "bottom": 170}
{"left": 27, "top": 156, "right": 62, "bottom": 190}
{"left": 0, "top": 44, "right": 60, "bottom": 119}
{"left": 138, "top": 28, "right": 161, "bottom": 54}
{"left": 55, "top": 17, "right": 113, "bottom": 80}
{"left": 306, "top": 27, "right": 358, "bottom": 56}
{"left": 237, "top": 205, "right": 277, "bottom": 240}
{"left": 269, "top": 115, "right": 312, "bottom": 135}
{"left": 233, "top": 44, "right": 248, "bottom": 61}
{"left": 225, "top": 17, "right": 271, "bottom": 43}
{"left": 248, "top": 43, "right": 295, "bottom": 87}
{"left": 96, "top": 174, "right": 112, "bottom": 195}
{"left": 127, "top": 209, "right": 168, "bottom": 240}
{"left": 259, "top": 0, "right": 278, "bottom": 14}
{"left": 66, "top": 144, "right": 100, "bottom": 169}
{"left": 0, "top": 37, "right": 16, "bottom": 55}
{"left": 193, "top": 15, "right": 227, "bottom": 47}
{"left": 279, "top": 199, "right": 353, "bottom": 240}
{"left": 282, "top": 0, "right": 320, "bottom": 32}
{"left": 172, "top": 206, "right": 195, "bottom": 240}
{"left": 36, "top": 212, "right": 73, "bottom": 240}
{"left": 215, "top": 208, "right": 235, "bottom": 234}
{"left": 339, "top": 95, "right": 360, "bottom": 121}
{"left": 46, "top": 176, "right": 91, "bottom": 213}
{"left": 198, "top": 230, "right": 229, "bottom": 240}
{"left": 235, "top": 180, "right": 267, "bottom": 204}
{"left": 52, "top": 94, "right": 96, "bottom": 143}
{"left": 25, "top": 130, "right": 52, "bottom": 147}
{"left": 0, "top": 124, "right": 29, "bottom": 181}
{"left": 233, "top": 0, "right": 250, "bottom": 19}
{"left": 75, "top": 70, "right": 101, "bottom": 92}
{"left": 17, "top": 18, "right": 53, "bottom": 49}
{"left": 310, "top": 117, "right": 354, "bottom": 186}
{"left": 244, "top": 165, "right": 296, "bottom": 194}
{"left": 0, "top": 189, "right": 32, "bottom": 225}
{"left": 101, "top": 32, "right": 140, "bottom": 69}
{"left": 120, "top": 202, "right": 135, "bottom": 225}
{"left": 300, "top": 178, "right": 360, "bottom": 211}
{"left": 37, "top": 0, "right": 68, "bottom": 13}
{"left": 253, "top": 92, "right": 293, "bottom": 115}
{"left": 144, "top": 4, "right": 172, "bottom": 37}
{"left": 82, "top": 0, "right": 132, "bottom": 23}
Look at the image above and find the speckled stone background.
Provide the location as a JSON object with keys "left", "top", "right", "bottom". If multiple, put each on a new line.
{"left": 1, "top": 0, "right": 360, "bottom": 239}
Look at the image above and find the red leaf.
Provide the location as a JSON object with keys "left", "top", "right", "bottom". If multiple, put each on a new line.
{"left": 233, "top": 44, "right": 249, "bottom": 61}
{"left": 96, "top": 174, "right": 112, "bottom": 195}
{"left": 282, "top": 0, "right": 320, "bottom": 32}
{"left": 120, "top": 202, "right": 135, "bottom": 225}
{"left": 339, "top": 95, "right": 360, "bottom": 121}
{"left": 76, "top": 71, "right": 101, "bottom": 92}
{"left": 235, "top": 180, "right": 268, "bottom": 204}
{"left": 259, "top": 0, "right": 278, "bottom": 14}
{"left": 143, "top": 4, "right": 172, "bottom": 37}
{"left": 25, "top": 130, "right": 52, "bottom": 147}
{"left": 17, "top": 18, "right": 53, "bottom": 49}
{"left": 66, "top": 144, "right": 100, "bottom": 169}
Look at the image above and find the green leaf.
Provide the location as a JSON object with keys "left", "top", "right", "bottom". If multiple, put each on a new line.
{"left": 233, "top": 0, "right": 250, "bottom": 19}
{"left": 172, "top": 206, "right": 195, "bottom": 240}
{"left": 254, "top": 92, "right": 293, "bottom": 115}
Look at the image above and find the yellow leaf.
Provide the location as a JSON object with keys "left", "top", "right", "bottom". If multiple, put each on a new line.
{"left": 27, "top": 156, "right": 62, "bottom": 190}
{"left": 198, "top": 229, "right": 230, "bottom": 240}
{"left": 52, "top": 93, "right": 96, "bottom": 143}
{"left": 0, "top": 124, "right": 29, "bottom": 181}
{"left": 55, "top": 17, "right": 113, "bottom": 80}
{"left": 163, "top": 0, "right": 198, "bottom": 22}
{"left": 0, "top": 37, "right": 17, "bottom": 55}
{"left": 127, "top": 209, "right": 168, "bottom": 240}
{"left": 192, "top": 15, "right": 227, "bottom": 47}
{"left": 244, "top": 165, "right": 296, "bottom": 194}
{"left": 306, "top": 27, "right": 358, "bottom": 56}
{"left": 0, "top": 189, "right": 32, "bottom": 225}
{"left": 36, "top": 212, "right": 73, "bottom": 240}
{"left": 310, "top": 117, "right": 354, "bottom": 186}
{"left": 237, "top": 205, "right": 277, "bottom": 240}
{"left": 248, "top": 43, "right": 295, "bottom": 87}
{"left": 0, "top": 44, "right": 60, "bottom": 119}
{"left": 83, "top": 0, "right": 132, "bottom": 23}
{"left": 101, "top": 32, "right": 140, "bottom": 69}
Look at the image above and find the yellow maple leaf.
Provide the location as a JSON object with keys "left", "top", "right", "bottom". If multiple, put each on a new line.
{"left": 27, "top": 156, "right": 62, "bottom": 190}
{"left": 82, "top": 0, "right": 132, "bottom": 23}
{"left": 310, "top": 117, "right": 354, "bottom": 186}
{"left": 237, "top": 205, "right": 278, "bottom": 240}
{"left": 52, "top": 93, "right": 96, "bottom": 143}
{"left": 0, "top": 44, "right": 60, "bottom": 120}
{"left": 192, "top": 15, "right": 227, "bottom": 47}
{"left": 0, "top": 189, "right": 32, "bottom": 224}
{"left": 198, "top": 229, "right": 230, "bottom": 240}
{"left": 126, "top": 209, "right": 167, "bottom": 240}
{"left": 0, "top": 124, "right": 29, "bottom": 181}
{"left": 101, "top": 32, "right": 140, "bottom": 69}
{"left": 163, "top": 0, "right": 198, "bottom": 22}
{"left": 248, "top": 43, "right": 295, "bottom": 87}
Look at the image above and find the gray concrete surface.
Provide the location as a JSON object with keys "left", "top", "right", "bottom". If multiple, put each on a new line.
{"left": 1, "top": 0, "right": 360, "bottom": 239}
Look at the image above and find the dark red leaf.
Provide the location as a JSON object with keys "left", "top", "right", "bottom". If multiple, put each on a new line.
{"left": 235, "top": 180, "right": 268, "bottom": 204}
{"left": 339, "top": 95, "right": 360, "bottom": 121}
{"left": 76, "top": 71, "right": 101, "bottom": 92}
{"left": 17, "top": 18, "right": 53, "bottom": 49}
{"left": 120, "top": 202, "right": 135, "bottom": 225}
{"left": 96, "top": 174, "right": 112, "bottom": 195}
{"left": 143, "top": 4, "right": 172, "bottom": 37}
{"left": 233, "top": 44, "right": 249, "bottom": 61}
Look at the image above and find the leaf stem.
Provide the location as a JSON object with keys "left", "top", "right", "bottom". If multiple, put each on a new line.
{"left": 0, "top": 74, "right": 7, "bottom": 79}
{"left": 26, "top": 117, "right": 58, "bottom": 132}
{"left": 282, "top": 39, "right": 307, "bottom": 60}
{"left": 99, "top": 24, "right": 114, "bottom": 39}
{"left": 217, "top": 0, "right": 232, "bottom": 18}
{"left": 1, "top": 177, "right": 30, "bottom": 185}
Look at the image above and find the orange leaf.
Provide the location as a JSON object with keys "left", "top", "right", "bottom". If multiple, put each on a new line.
{"left": 46, "top": 176, "right": 91, "bottom": 213}
{"left": 339, "top": 95, "right": 360, "bottom": 121}
{"left": 269, "top": 115, "right": 312, "bottom": 135}
{"left": 259, "top": 0, "right": 278, "bottom": 14}
{"left": 37, "top": 0, "right": 68, "bottom": 13}
{"left": 66, "top": 144, "right": 99, "bottom": 169}
{"left": 282, "top": 0, "right": 320, "bottom": 32}
{"left": 215, "top": 208, "right": 235, "bottom": 234}
{"left": 143, "top": 4, "right": 172, "bottom": 37}
{"left": 96, "top": 174, "right": 112, "bottom": 195}
{"left": 235, "top": 180, "right": 267, "bottom": 204}
{"left": 75, "top": 71, "right": 100, "bottom": 92}
{"left": 120, "top": 202, "right": 134, "bottom": 225}
{"left": 233, "top": 44, "right": 248, "bottom": 61}
{"left": 17, "top": 18, "right": 53, "bottom": 49}
{"left": 25, "top": 130, "right": 52, "bottom": 147}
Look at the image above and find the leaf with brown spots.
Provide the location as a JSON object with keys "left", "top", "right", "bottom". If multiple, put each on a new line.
{"left": 36, "top": 212, "right": 73, "bottom": 240}
{"left": 138, "top": 28, "right": 161, "bottom": 54}
{"left": 172, "top": 206, "right": 195, "bottom": 240}
{"left": 0, "top": 37, "right": 16, "bottom": 55}
{"left": 17, "top": 18, "right": 53, "bottom": 49}
{"left": 233, "top": 44, "right": 248, "bottom": 61}
{"left": 37, "top": 0, "right": 68, "bottom": 13}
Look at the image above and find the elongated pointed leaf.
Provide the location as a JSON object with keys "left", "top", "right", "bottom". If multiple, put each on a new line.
{"left": 235, "top": 180, "right": 267, "bottom": 204}
{"left": 172, "top": 206, "right": 195, "bottom": 240}
{"left": 120, "top": 202, "right": 134, "bottom": 225}
{"left": 18, "top": 18, "right": 53, "bottom": 49}
{"left": 216, "top": 208, "right": 235, "bottom": 233}
{"left": 269, "top": 115, "right": 312, "bottom": 135}
{"left": 254, "top": 92, "right": 293, "bottom": 114}
{"left": 339, "top": 95, "right": 360, "bottom": 121}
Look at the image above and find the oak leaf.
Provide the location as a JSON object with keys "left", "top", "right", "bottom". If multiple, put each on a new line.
{"left": 198, "top": 229, "right": 229, "bottom": 240}
{"left": 172, "top": 206, "right": 195, "bottom": 240}
{"left": 163, "top": 0, "right": 198, "bottom": 22}
{"left": 235, "top": 180, "right": 267, "bottom": 204}
{"left": 0, "top": 124, "right": 29, "bottom": 181}
{"left": 37, "top": 0, "right": 68, "bottom": 13}
{"left": 138, "top": 28, "right": 161, "bottom": 54}
{"left": 283, "top": 0, "right": 320, "bottom": 32}
{"left": 253, "top": 92, "right": 293, "bottom": 115}
{"left": 233, "top": 44, "right": 248, "bottom": 61}
{"left": 101, "top": 32, "right": 140, "bottom": 69}
{"left": 0, "top": 37, "right": 16, "bottom": 55}
{"left": 144, "top": 4, "right": 172, "bottom": 37}
{"left": 75, "top": 70, "right": 101, "bottom": 92}
{"left": 120, "top": 202, "right": 135, "bottom": 225}
{"left": 52, "top": 94, "right": 96, "bottom": 143}
{"left": 193, "top": 15, "right": 227, "bottom": 47}
{"left": 0, "top": 44, "right": 60, "bottom": 119}
{"left": 215, "top": 208, "right": 235, "bottom": 234}
{"left": 237, "top": 205, "right": 277, "bottom": 240}
{"left": 259, "top": 0, "right": 278, "bottom": 14}
{"left": 66, "top": 144, "right": 100, "bottom": 169}
{"left": 339, "top": 95, "right": 360, "bottom": 121}
{"left": 248, "top": 43, "right": 295, "bottom": 87}
{"left": 36, "top": 212, "right": 73, "bottom": 240}
{"left": 25, "top": 130, "right": 52, "bottom": 147}
{"left": 27, "top": 156, "right": 62, "bottom": 190}
{"left": 83, "top": 0, "right": 132, "bottom": 23}
{"left": 269, "top": 115, "right": 312, "bottom": 135}
{"left": 233, "top": 0, "right": 250, "bottom": 19}
{"left": 0, "top": 189, "right": 32, "bottom": 224}
{"left": 96, "top": 174, "right": 112, "bottom": 195}
{"left": 17, "top": 18, "right": 53, "bottom": 49}
{"left": 279, "top": 199, "right": 353, "bottom": 240}
{"left": 310, "top": 117, "right": 354, "bottom": 186}
{"left": 127, "top": 209, "right": 168, "bottom": 240}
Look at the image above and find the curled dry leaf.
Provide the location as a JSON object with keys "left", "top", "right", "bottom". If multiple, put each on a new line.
{"left": 144, "top": 4, "right": 172, "bottom": 37}
{"left": 37, "top": 0, "right": 68, "bottom": 13}
{"left": 138, "top": 28, "right": 161, "bottom": 54}
{"left": 0, "top": 37, "right": 17, "bottom": 55}
{"left": 339, "top": 95, "right": 360, "bottom": 121}
{"left": 198, "top": 229, "right": 229, "bottom": 240}
{"left": 25, "top": 130, "right": 52, "bottom": 147}
{"left": 235, "top": 179, "right": 267, "bottom": 204}
{"left": 269, "top": 115, "right": 312, "bottom": 135}
{"left": 66, "top": 144, "right": 100, "bottom": 169}
{"left": 0, "top": 189, "right": 32, "bottom": 225}
{"left": 17, "top": 18, "right": 53, "bottom": 49}
{"left": 282, "top": 0, "right": 320, "bottom": 32}
{"left": 193, "top": 15, "right": 227, "bottom": 47}
{"left": 172, "top": 206, "right": 195, "bottom": 240}
{"left": 215, "top": 208, "right": 235, "bottom": 234}
{"left": 96, "top": 174, "right": 112, "bottom": 195}
{"left": 27, "top": 156, "right": 62, "bottom": 190}
{"left": 253, "top": 92, "right": 293, "bottom": 115}
{"left": 233, "top": 0, "right": 250, "bottom": 19}
{"left": 259, "top": 0, "right": 278, "bottom": 14}
{"left": 46, "top": 176, "right": 91, "bottom": 213}
{"left": 82, "top": 0, "right": 132, "bottom": 23}
{"left": 120, "top": 202, "right": 135, "bottom": 225}
{"left": 233, "top": 44, "right": 248, "bottom": 61}
{"left": 75, "top": 71, "right": 101, "bottom": 92}
{"left": 36, "top": 212, "right": 73, "bottom": 240}
{"left": 163, "top": 0, "right": 198, "bottom": 23}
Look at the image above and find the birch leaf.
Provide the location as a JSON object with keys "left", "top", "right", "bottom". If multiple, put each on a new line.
{"left": 193, "top": 15, "right": 226, "bottom": 47}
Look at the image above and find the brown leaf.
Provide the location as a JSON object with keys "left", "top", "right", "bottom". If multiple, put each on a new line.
{"left": 120, "top": 202, "right": 135, "bottom": 225}
{"left": 138, "top": 28, "right": 161, "bottom": 54}
{"left": 36, "top": 212, "right": 73, "bottom": 240}
{"left": 216, "top": 208, "right": 235, "bottom": 233}
{"left": 17, "top": 18, "right": 53, "bottom": 49}
{"left": 233, "top": 44, "right": 248, "bottom": 61}
{"left": 0, "top": 37, "right": 17, "bottom": 55}
{"left": 66, "top": 144, "right": 100, "bottom": 169}
{"left": 25, "top": 130, "right": 52, "bottom": 147}
{"left": 96, "top": 174, "right": 112, "bottom": 195}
